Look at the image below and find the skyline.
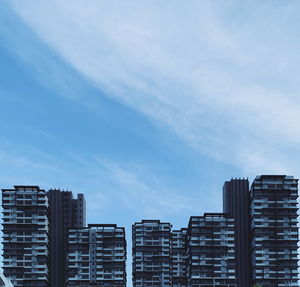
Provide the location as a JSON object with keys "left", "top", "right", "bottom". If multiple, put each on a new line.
{"left": 2, "top": 176, "right": 298, "bottom": 286}
{"left": 1, "top": 0, "right": 299, "bottom": 228}
{"left": 1, "top": 2, "right": 300, "bottom": 286}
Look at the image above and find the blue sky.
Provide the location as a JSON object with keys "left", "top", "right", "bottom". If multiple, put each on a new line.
{"left": 1, "top": 0, "right": 300, "bottom": 284}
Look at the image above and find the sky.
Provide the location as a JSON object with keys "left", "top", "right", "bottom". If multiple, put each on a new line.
{"left": 1, "top": 0, "right": 300, "bottom": 285}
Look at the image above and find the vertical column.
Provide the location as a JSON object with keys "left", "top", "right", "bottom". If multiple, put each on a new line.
{"left": 223, "top": 178, "right": 250, "bottom": 287}
{"left": 89, "top": 228, "right": 97, "bottom": 284}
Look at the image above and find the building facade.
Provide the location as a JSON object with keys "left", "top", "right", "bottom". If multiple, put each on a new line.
{"left": 66, "top": 224, "right": 126, "bottom": 286}
{"left": 2, "top": 186, "right": 49, "bottom": 287}
{"left": 223, "top": 178, "right": 250, "bottom": 287}
{"left": 132, "top": 220, "right": 172, "bottom": 287}
{"left": 0, "top": 272, "right": 14, "bottom": 287}
{"left": 1, "top": 175, "right": 299, "bottom": 287}
{"left": 250, "top": 175, "right": 299, "bottom": 287}
{"left": 72, "top": 193, "right": 86, "bottom": 228}
{"left": 47, "top": 189, "right": 86, "bottom": 287}
{"left": 171, "top": 228, "right": 187, "bottom": 287}
{"left": 186, "top": 214, "right": 236, "bottom": 287}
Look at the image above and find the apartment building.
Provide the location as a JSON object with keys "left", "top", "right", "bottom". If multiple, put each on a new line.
{"left": 186, "top": 214, "right": 236, "bottom": 287}
{"left": 66, "top": 224, "right": 126, "bottom": 286}
{"left": 2, "top": 186, "right": 49, "bottom": 287}
{"left": 47, "top": 189, "right": 86, "bottom": 287}
{"left": 250, "top": 175, "right": 299, "bottom": 287}
{"left": 132, "top": 220, "right": 172, "bottom": 287}
{"left": 223, "top": 178, "right": 250, "bottom": 287}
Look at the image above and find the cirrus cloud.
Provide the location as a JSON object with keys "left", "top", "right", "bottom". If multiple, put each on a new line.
{"left": 4, "top": 0, "right": 300, "bottom": 176}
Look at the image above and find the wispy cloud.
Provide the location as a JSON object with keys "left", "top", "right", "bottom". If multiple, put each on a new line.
{"left": 4, "top": 0, "right": 300, "bottom": 177}
{"left": 92, "top": 157, "right": 199, "bottom": 217}
{"left": 1, "top": 4, "right": 299, "bottom": 284}
{"left": 0, "top": 141, "right": 201, "bottom": 219}
{"left": 64, "top": 153, "right": 201, "bottom": 218}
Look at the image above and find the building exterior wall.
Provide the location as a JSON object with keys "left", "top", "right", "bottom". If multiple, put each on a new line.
{"left": 132, "top": 220, "right": 172, "bottom": 287}
{"left": 66, "top": 224, "right": 126, "bottom": 286}
{"left": 2, "top": 186, "right": 49, "bottom": 287}
{"left": 186, "top": 214, "right": 236, "bottom": 287}
{"left": 0, "top": 272, "right": 14, "bottom": 287}
{"left": 223, "top": 178, "right": 250, "bottom": 287}
{"left": 72, "top": 194, "right": 86, "bottom": 228}
{"left": 171, "top": 229, "right": 187, "bottom": 287}
{"left": 250, "top": 175, "right": 299, "bottom": 287}
{"left": 48, "top": 190, "right": 71, "bottom": 287}
{"left": 47, "top": 190, "right": 86, "bottom": 287}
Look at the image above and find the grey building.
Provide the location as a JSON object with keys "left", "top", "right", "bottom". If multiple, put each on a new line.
{"left": 250, "top": 175, "right": 299, "bottom": 287}
{"left": 171, "top": 228, "right": 187, "bottom": 287}
{"left": 47, "top": 189, "right": 86, "bottom": 287}
{"left": 132, "top": 220, "right": 172, "bottom": 287}
{"left": 186, "top": 214, "right": 236, "bottom": 287}
{"left": 223, "top": 178, "right": 250, "bottom": 287}
{"left": 66, "top": 224, "right": 127, "bottom": 286}
{"left": 2, "top": 186, "right": 50, "bottom": 287}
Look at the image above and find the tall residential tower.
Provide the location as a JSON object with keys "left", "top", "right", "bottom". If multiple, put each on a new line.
{"left": 223, "top": 178, "right": 250, "bottom": 287}
{"left": 186, "top": 214, "right": 236, "bottom": 287}
{"left": 2, "top": 186, "right": 49, "bottom": 287}
{"left": 132, "top": 220, "right": 172, "bottom": 287}
{"left": 250, "top": 175, "right": 299, "bottom": 287}
{"left": 47, "top": 189, "right": 86, "bottom": 287}
{"left": 66, "top": 224, "right": 127, "bottom": 286}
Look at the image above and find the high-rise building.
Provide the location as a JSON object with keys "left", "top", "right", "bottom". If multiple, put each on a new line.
{"left": 171, "top": 228, "right": 187, "bottom": 287}
{"left": 185, "top": 214, "right": 236, "bottom": 287}
{"left": 223, "top": 178, "right": 250, "bottom": 287}
{"left": 66, "top": 224, "right": 127, "bottom": 286}
{"left": 250, "top": 175, "right": 299, "bottom": 287}
{"left": 2, "top": 186, "right": 49, "bottom": 287}
{"left": 47, "top": 189, "right": 86, "bottom": 287}
{"left": 72, "top": 193, "right": 86, "bottom": 228}
{"left": 132, "top": 220, "right": 172, "bottom": 287}
{"left": 2, "top": 175, "right": 299, "bottom": 287}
